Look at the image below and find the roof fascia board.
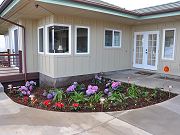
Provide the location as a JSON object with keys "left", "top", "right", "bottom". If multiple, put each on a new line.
{"left": 140, "top": 11, "right": 180, "bottom": 20}
{"left": 0, "top": 0, "right": 20, "bottom": 17}
{"left": 36, "top": 0, "right": 139, "bottom": 20}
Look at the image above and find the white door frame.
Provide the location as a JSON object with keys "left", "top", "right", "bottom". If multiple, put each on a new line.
{"left": 133, "top": 31, "right": 159, "bottom": 70}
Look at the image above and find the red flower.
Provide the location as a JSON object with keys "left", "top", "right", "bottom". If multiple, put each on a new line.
{"left": 23, "top": 96, "right": 29, "bottom": 104}
{"left": 72, "top": 103, "right": 79, "bottom": 108}
{"left": 55, "top": 102, "right": 64, "bottom": 108}
{"left": 43, "top": 100, "right": 51, "bottom": 106}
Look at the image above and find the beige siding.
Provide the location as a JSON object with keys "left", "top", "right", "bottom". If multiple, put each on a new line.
{"left": 36, "top": 15, "right": 132, "bottom": 78}
{"left": 132, "top": 21, "right": 180, "bottom": 76}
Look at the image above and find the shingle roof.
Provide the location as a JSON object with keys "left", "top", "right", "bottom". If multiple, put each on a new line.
{"left": 133, "top": 1, "right": 180, "bottom": 15}
{"left": 73, "top": 0, "right": 139, "bottom": 15}
{"left": 1, "top": 0, "right": 180, "bottom": 17}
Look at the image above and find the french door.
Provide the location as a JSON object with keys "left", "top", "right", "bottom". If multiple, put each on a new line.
{"left": 133, "top": 31, "right": 159, "bottom": 70}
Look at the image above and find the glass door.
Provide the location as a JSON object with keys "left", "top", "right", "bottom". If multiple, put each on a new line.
{"left": 133, "top": 31, "right": 159, "bottom": 70}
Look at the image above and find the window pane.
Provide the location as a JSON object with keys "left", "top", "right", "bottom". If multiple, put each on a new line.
{"left": 77, "top": 28, "right": 88, "bottom": 53}
{"left": 114, "top": 31, "right": 120, "bottom": 47}
{"left": 105, "top": 30, "right": 112, "bottom": 47}
{"left": 164, "top": 30, "right": 175, "bottom": 59}
{"left": 39, "top": 28, "right": 43, "bottom": 52}
{"left": 48, "top": 26, "right": 69, "bottom": 53}
{"left": 48, "top": 26, "right": 53, "bottom": 53}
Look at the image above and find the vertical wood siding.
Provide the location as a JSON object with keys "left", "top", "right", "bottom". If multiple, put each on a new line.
{"left": 36, "top": 15, "right": 132, "bottom": 78}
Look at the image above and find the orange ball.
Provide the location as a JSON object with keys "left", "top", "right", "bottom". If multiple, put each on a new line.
{"left": 164, "top": 66, "right": 170, "bottom": 73}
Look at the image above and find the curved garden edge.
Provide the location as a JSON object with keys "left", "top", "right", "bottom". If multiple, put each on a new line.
{"left": 5, "top": 74, "right": 178, "bottom": 113}
{"left": 3, "top": 91, "right": 180, "bottom": 114}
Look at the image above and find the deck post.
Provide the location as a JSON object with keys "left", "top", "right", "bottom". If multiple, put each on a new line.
{"left": 19, "top": 50, "right": 22, "bottom": 73}
{"left": 7, "top": 49, "right": 10, "bottom": 67}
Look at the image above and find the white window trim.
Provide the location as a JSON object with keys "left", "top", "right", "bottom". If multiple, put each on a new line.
{"left": 75, "top": 26, "right": 90, "bottom": 55}
{"left": 45, "top": 23, "right": 72, "bottom": 55}
{"left": 162, "top": 28, "right": 176, "bottom": 60}
{"left": 104, "top": 28, "right": 122, "bottom": 48}
{"left": 38, "top": 26, "right": 44, "bottom": 54}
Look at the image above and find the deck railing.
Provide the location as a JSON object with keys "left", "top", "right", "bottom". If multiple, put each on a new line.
{"left": 0, "top": 49, "right": 22, "bottom": 73}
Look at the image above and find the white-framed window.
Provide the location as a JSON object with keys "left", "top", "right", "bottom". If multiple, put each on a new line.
{"left": 75, "top": 26, "right": 90, "bottom": 54}
{"left": 38, "top": 27, "right": 44, "bottom": 53}
{"left": 104, "top": 29, "right": 122, "bottom": 48}
{"left": 162, "top": 28, "right": 176, "bottom": 60}
{"left": 46, "top": 24, "right": 71, "bottom": 55}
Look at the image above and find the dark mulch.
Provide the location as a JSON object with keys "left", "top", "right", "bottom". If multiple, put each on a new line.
{"left": 6, "top": 78, "right": 177, "bottom": 112}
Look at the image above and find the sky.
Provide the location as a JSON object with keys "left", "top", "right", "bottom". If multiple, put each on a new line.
{"left": 0, "top": 0, "right": 178, "bottom": 51}
{"left": 102, "top": 0, "right": 178, "bottom": 10}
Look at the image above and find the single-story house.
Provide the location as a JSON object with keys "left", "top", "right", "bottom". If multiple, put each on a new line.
{"left": 0, "top": 0, "right": 180, "bottom": 87}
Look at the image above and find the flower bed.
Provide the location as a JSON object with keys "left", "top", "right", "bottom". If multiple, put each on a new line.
{"left": 6, "top": 75, "right": 177, "bottom": 112}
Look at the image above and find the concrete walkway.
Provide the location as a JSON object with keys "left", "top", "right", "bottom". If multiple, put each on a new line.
{"left": 0, "top": 91, "right": 180, "bottom": 135}
{"left": 105, "top": 69, "right": 180, "bottom": 94}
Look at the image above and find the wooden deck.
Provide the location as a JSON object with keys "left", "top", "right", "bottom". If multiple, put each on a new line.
{"left": 0, "top": 67, "right": 20, "bottom": 77}
{"left": 0, "top": 67, "right": 39, "bottom": 83}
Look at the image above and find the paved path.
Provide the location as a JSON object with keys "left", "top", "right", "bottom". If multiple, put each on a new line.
{"left": 105, "top": 69, "right": 180, "bottom": 94}
{"left": 0, "top": 92, "right": 180, "bottom": 135}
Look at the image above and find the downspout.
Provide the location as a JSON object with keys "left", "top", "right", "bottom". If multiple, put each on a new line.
{"left": 0, "top": 16, "right": 27, "bottom": 82}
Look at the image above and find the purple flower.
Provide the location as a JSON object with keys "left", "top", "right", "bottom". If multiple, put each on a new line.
{"left": 104, "top": 89, "right": 109, "bottom": 94}
{"left": 29, "top": 85, "right": 33, "bottom": 91}
{"left": 47, "top": 93, "right": 53, "bottom": 99}
{"left": 111, "top": 82, "right": 121, "bottom": 90}
{"left": 95, "top": 75, "right": 102, "bottom": 81}
{"left": 106, "top": 83, "right": 111, "bottom": 87}
{"left": 19, "top": 86, "right": 28, "bottom": 91}
{"left": 51, "top": 91, "right": 56, "bottom": 97}
{"left": 30, "top": 81, "right": 36, "bottom": 85}
{"left": 108, "top": 92, "right": 112, "bottom": 97}
{"left": 25, "top": 81, "right": 30, "bottom": 87}
{"left": 73, "top": 82, "right": 78, "bottom": 86}
{"left": 86, "top": 90, "right": 92, "bottom": 96}
{"left": 86, "top": 85, "right": 98, "bottom": 96}
{"left": 43, "top": 91, "right": 47, "bottom": 97}
{"left": 21, "top": 91, "right": 27, "bottom": 95}
{"left": 26, "top": 91, "right": 30, "bottom": 96}
{"left": 66, "top": 85, "right": 76, "bottom": 93}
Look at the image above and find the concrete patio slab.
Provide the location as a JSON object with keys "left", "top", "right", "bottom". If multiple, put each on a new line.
{"left": 105, "top": 69, "right": 180, "bottom": 94}
{"left": 116, "top": 104, "right": 180, "bottom": 135}
{"left": 79, "top": 118, "right": 153, "bottom": 135}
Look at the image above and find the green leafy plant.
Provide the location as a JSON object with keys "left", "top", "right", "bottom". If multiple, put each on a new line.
{"left": 85, "top": 92, "right": 103, "bottom": 108}
{"left": 69, "top": 91, "right": 85, "bottom": 103}
{"left": 52, "top": 89, "right": 64, "bottom": 103}
{"left": 76, "top": 84, "right": 86, "bottom": 91}
{"left": 141, "top": 88, "right": 149, "bottom": 98}
{"left": 127, "top": 84, "right": 140, "bottom": 99}
{"left": 107, "top": 92, "right": 126, "bottom": 105}
{"left": 151, "top": 88, "right": 159, "bottom": 98}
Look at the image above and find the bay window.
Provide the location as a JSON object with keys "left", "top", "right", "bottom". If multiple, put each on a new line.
{"left": 47, "top": 25, "right": 71, "bottom": 54}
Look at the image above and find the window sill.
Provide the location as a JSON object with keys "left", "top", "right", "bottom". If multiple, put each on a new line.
{"left": 104, "top": 46, "right": 121, "bottom": 49}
